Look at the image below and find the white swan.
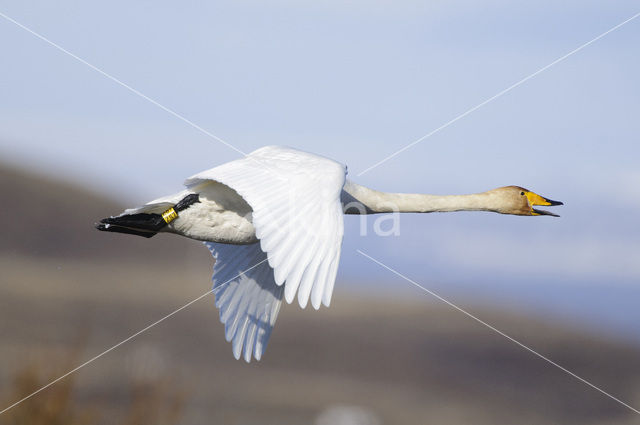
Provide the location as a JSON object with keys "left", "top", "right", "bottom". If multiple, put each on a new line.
{"left": 97, "top": 145, "right": 562, "bottom": 362}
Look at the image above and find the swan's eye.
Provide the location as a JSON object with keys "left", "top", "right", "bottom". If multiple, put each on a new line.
{"left": 520, "top": 191, "right": 525, "bottom": 196}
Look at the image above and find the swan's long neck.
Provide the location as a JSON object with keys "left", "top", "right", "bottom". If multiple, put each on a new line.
{"left": 341, "top": 180, "right": 501, "bottom": 214}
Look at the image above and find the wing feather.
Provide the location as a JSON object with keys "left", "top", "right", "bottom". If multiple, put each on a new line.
{"left": 322, "top": 203, "right": 344, "bottom": 306}
{"left": 295, "top": 234, "right": 322, "bottom": 308}
{"left": 270, "top": 199, "right": 320, "bottom": 285}
{"left": 206, "top": 242, "right": 283, "bottom": 362}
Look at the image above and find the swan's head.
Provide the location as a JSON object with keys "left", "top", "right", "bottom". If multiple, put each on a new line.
{"left": 492, "top": 186, "right": 563, "bottom": 217}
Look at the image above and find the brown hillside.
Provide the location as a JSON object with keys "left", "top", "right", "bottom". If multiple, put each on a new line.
{"left": 0, "top": 163, "right": 205, "bottom": 263}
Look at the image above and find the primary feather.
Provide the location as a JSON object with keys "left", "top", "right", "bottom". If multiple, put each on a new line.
{"left": 206, "top": 242, "right": 283, "bottom": 362}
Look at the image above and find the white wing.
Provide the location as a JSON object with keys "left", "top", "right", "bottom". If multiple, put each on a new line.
{"left": 187, "top": 146, "right": 346, "bottom": 310}
{"left": 206, "top": 242, "right": 283, "bottom": 362}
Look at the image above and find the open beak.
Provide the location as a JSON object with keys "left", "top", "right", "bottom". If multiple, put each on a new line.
{"left": 524, "top": 191, "right": 563, "bottom": 217}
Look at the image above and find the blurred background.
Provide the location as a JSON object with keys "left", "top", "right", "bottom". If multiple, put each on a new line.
{"left": 1, "top": 1, "right": 639, "bottom": 424}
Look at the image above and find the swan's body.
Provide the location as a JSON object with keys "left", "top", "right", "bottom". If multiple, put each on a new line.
{"left": 97, "top": 145, "right": 562, "bottom": 362}
{"left": 135, "top": 181, "right": 258, "bottom": 244}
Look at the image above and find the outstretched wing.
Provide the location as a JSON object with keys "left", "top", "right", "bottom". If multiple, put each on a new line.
{"left": 205, "top": 242, "right": 283, "bottom": 362}
{"left": 187, "top": 145, "right": 346, "bottom": 310}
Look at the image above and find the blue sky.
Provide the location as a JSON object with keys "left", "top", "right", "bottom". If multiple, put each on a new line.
{"left": 1, "top": 1, "right": 639, "bottom": 334}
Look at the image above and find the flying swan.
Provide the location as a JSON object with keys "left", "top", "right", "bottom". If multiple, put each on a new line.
{"left": 96, "top": 145, "right": 562, "bottom": 362}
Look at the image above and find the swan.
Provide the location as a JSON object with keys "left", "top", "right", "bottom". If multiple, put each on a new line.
{"left": 96, "top": 145, "right": 562, "bottom": 362}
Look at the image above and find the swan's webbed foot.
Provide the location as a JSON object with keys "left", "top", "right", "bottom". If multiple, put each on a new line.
{"left": 99, "top": 213, "right": 166, "bottom": 231}
{"left": 95, "top": 222, "right": 158, "bottom": 238}
{"left": 95, "top": 193, "right": 201, "bottom": 238}
{"left": 95, "top": 213, "right": 165, "bottom": 238}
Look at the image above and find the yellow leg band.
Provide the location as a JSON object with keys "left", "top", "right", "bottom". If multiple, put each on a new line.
{"left": 162, "top": 207, "right": 178, "bottom": 224}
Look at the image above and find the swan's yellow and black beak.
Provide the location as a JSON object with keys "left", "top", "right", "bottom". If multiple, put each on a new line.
{"left": 525, "top": 191, "right": 563, "bottom": 217}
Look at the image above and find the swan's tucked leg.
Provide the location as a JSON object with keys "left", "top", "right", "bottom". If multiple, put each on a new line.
{"left": 95, "top": 193, "right": 200, "bottom": 238}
